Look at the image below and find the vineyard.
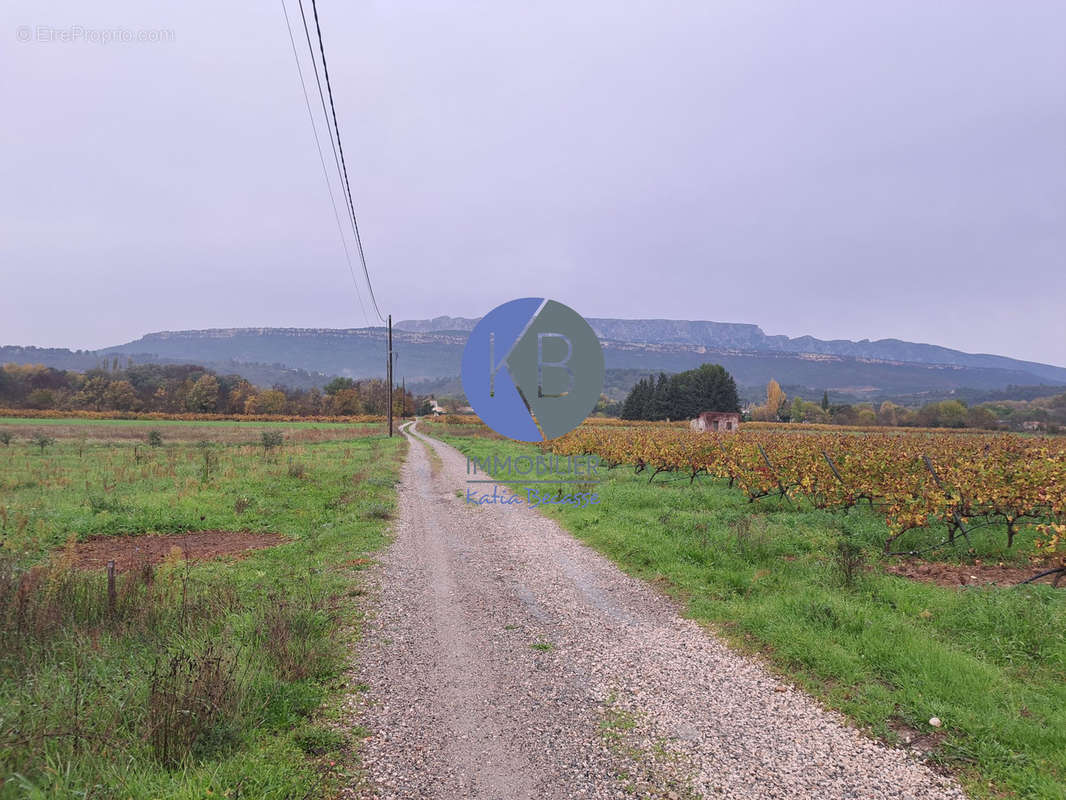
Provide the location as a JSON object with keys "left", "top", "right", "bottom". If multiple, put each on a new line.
{"left": 545, "top": 426, "right": 1066, "bottom": 578}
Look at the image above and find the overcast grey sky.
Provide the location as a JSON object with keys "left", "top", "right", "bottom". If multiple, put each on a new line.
{"left": 2, "top": 0, "right": 1064, "bottom": 365}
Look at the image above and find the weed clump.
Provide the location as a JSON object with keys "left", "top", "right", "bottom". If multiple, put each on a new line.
{"left": 261, "top": 430, "right": 284, "bottom": 452}
{"left": 365, "top": 502, "right": 392, "bottom": 520}
{"left": 147, "top": 644, "right": 250, "bottom": 767}
{"left": 30, "top": 433, "right": 55, "bottom": 453}
{"left": 730, "top": 515, "right": 771, "bottom": 560}
{"left": 256, "top": 593, "right": 338, "bottom": 681}
{"left": 834, "top": 537, "right": 866, "bottom": 588}
{"left": 292, "top": 724, "right": 345, "bottom": 756}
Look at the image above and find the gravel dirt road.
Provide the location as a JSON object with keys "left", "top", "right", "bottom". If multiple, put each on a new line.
{"left": 345, "top": 421, "right": 966, "bottom": 799}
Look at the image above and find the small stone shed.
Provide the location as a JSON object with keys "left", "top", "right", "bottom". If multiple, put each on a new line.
{"left": 690, "top": 411, "right": 741, "bottom": 432}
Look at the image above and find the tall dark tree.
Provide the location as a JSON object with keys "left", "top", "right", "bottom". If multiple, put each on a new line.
{"left": 671, "top": 363, "right": 740, "bottom": 419}
{"left": 650, "top": 373, "right": 671, "bottom": 420}
{"left": 620, "top": 364, "right": 739, "bottom": 421}
{"left": 621, "top": 376, "right": 654, "bottom": 420}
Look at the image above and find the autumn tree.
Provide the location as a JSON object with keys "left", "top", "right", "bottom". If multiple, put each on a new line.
{"left": 856, "top": 407, "right": 877, "bottom": 426}
{"left": 104, "top": 380, "right": 138, "bottom": 411}
{"left": 361, "top": 380, "right": 389, "bottom": 415}
{"left": 752, "top": 379, "right": 787, "bottom": 421}
{"left": 324, "top": 377, "right": 356, "bottom": 395}
{"left": 877, "top": 401, "right": 900, "bottom": 426}
{"left": 966, "top": 406, "right": 998, "bottom": 429}
{"left": 76, "top": 376, "right": 111, "bottom": 410}
{"left": 767, "top": 380, "right": 786, "bottom": 417}
{"left": 329, "top": 388, "right": 363, "bottom": 415}
{"left": 25, "top": 389, "right": 55, "bottom": 409}
{"left": 185, "top": 375, "right": 220, "bottom": 413}
{"left": 256, "top": 389, "right": 288, "bottom": 415}
{"left": 227, "top": 380, "right": 257, "bottom": 414}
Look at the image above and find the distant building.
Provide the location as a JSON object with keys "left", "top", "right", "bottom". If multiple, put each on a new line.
{"left": 690, "top": 411, "right": 741, "bottom": 432}
{"left": 1022, "top": 420, "right": 1043, "bottom": 431}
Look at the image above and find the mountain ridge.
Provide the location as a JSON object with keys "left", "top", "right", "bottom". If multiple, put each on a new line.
{"left": 4, "top": 320, "right": 1064, "bottom": 402}
{"left": 395, "top": 317, "right": 1066, "bottom": 382}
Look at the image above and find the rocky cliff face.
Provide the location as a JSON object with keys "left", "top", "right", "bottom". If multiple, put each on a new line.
{"left": 7, "top": 319, "right": 1062, "bottom": 396}
{"left": 394, "top": 317, "right": 1066, "bottom": 383}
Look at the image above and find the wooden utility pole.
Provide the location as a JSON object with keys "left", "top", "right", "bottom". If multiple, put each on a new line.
{"left": 401, "top": 376, "right": 405, "bottom": 419}
{"left": 106, "top": 560, "right": 116, "bottom": 615}
{"left": 387, "top": 314, "right": 394, "bottom": 437}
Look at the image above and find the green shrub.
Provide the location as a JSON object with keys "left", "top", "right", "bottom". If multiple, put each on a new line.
{"left": 30, "top": 432, "right": 55, "bottom": 453}
{"left": 261, "top": 431, "right": 284, "bottom": 451}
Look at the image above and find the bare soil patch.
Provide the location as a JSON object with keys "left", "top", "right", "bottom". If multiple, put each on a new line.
{"left": 66, "top": 530, "right": 288, "bottom": 572}
{"left": 885, "top": 558, "right": 1065, "bottom": 588}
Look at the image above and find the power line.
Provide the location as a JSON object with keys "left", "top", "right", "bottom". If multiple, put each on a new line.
{"left": 303, "top": 0, "right": 386, "bottom": 324}
{"left": 279, "top": 0, "right": 369, "bottom": 327}
{"left": 282, "top": 0, "right": 396, "bottom": 437}
{"left": 297, "top": 0, "right": 358, "bottom": 264}
{"left": 293, "top": 0, "right": 348, "bottom": 231}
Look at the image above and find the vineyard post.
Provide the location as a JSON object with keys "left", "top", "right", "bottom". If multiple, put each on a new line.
{"left": 757, "top": 443, "right": 792, "bottom": 505}
{"left": 822, "top": 449, "right": 872, "bottom": 505}
{"left": 922, "top": 455, "right": 971, "bottom": 546}
{"left": 822, "top": 450, "right": 844, "bottom": 484}
{"left": 717, "top": 443, "right": 736, "bottom": 488}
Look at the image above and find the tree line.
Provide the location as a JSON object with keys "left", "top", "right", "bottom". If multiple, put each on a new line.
{"left": 752, "top": 379, "right": 1066, "bottom": 432}
{"left": 620, "top": 364, "right": 740, "bottom": 420}
{"left": 617, "top": 367, "right": 1066, "bottom": 432}
{"left": 0, "top": 362, "right": 418, "bottom": 417}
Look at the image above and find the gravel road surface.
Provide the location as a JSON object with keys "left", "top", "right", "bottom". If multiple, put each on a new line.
{"left": 345, "top": 422, "right": 966, "bottom": 799}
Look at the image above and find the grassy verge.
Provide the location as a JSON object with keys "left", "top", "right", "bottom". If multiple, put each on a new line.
{"left": 0, "top": 422, "right": 404, "bottom": 798}
{"left": 0, "top": 416, "right": 356, "bottom": 428}
{"left": 427, "top": 424, "right": 1066, "bottom": 800}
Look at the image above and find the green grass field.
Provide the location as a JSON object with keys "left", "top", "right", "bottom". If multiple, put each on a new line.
{"left": 429, "top": 423, "right": 1066, "bottom": 800}
{"left": 0, "top": 419, "right": 403, "bottom": 798}
{"left": 0, "top": 416, "right": 340, "bottom": 428}
{"left": 0, "top": 416, "right": 384, "bottom": 444}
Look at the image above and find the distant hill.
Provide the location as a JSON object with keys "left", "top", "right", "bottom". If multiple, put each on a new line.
{"left": 397, "top": 317, "right": 1066, "bottom": 385}
{"left": 0, "top": 345, "right": 335, "bottom": 391}
{"left": 3, "top": 318, "right": 1064, "bottom": 402}
{"left": 100, "top": 328, "right": 463, "bottom": 382}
